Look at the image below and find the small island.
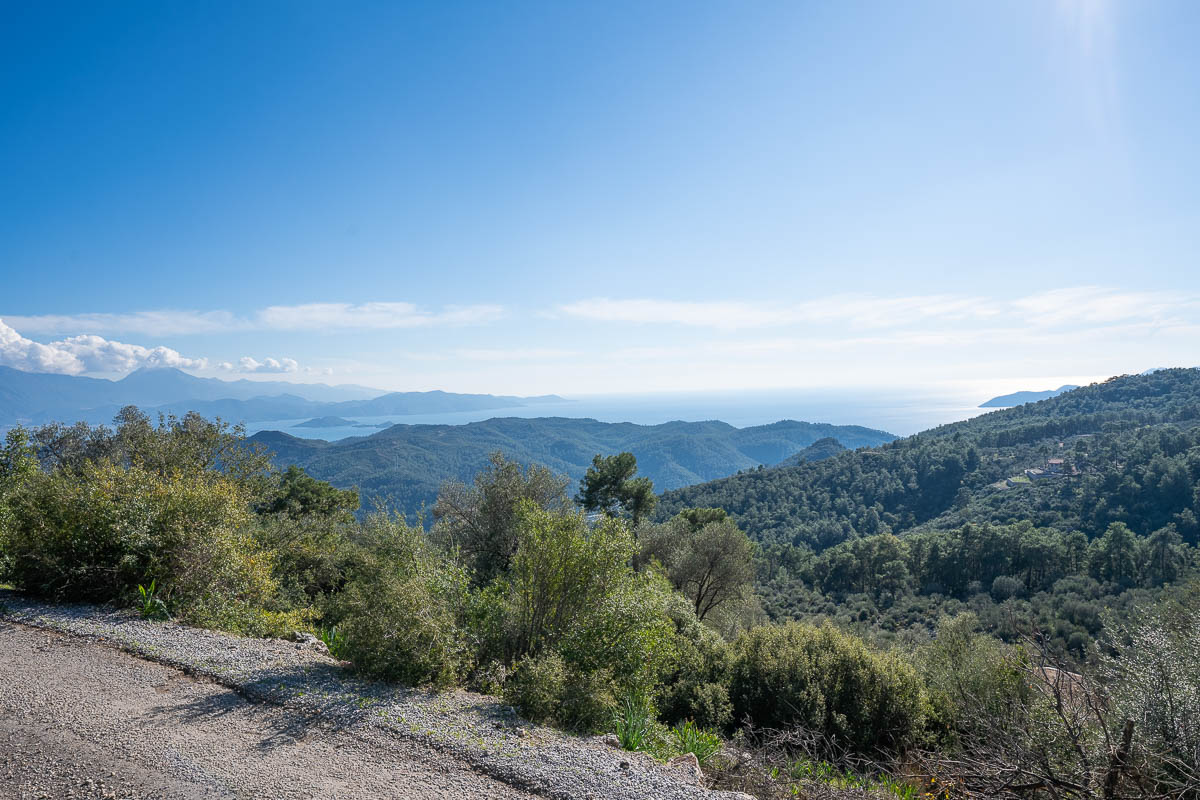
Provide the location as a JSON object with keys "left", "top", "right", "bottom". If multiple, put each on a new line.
{"left": 294, "top": 416, "right": 395, "bottom": 429}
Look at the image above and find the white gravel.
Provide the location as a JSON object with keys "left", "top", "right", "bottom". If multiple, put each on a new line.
{"left": 0, "top": 591, "right": 752, "bottom": 800}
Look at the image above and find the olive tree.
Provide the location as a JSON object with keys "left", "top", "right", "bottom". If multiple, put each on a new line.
{"left": 639, "top": 509, "right": 754, "bottom": 621}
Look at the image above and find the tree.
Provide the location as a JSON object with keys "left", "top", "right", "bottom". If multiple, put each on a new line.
{"left": 432, "top": 452, "right": 570, "bottom": 584}
{"left": 0, "top": 427, "right": 39, "bottom": 561}
{"left": 640, "top": 510, "right": 754, "bottom": 621}
{"left": 1144, "top": 524, "right": 1184, "bottom": 586}
{"left": 1090, "top": 522, "right": 1139, "bottom": 585}
{"left": 576, "top": 452, "right": 656, "bottom": 524}
{"left": 257, "top": 464, "right": 359, "bottom": 519}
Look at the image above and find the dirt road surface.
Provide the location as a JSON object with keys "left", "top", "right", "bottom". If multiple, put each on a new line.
{"left": 0, "top": 621, "right": 539, "bottom": 800}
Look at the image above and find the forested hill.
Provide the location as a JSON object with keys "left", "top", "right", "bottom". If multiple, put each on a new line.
{"left": 250, "top": 416, "right": 895, "bottom": 517}
{"left": 658, "top": 369, "right": 1200, "bottom": 552}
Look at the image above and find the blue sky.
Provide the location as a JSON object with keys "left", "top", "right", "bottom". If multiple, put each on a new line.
{"left": 1, "top": 0, "right": 1198, "bottom": 397}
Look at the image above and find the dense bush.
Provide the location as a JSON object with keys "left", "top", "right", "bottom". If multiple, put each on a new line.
{"left": 1, "top": 460, "right": 291, "bottom": 633}
{"left": 729, "top": 621, "right": 925, "bottom": 752}
{"left": 655, "top": 602, "right": 735, "bottom": 730}
{"left": 485, "top": 503, "right": 680, "bottom": 728}
{"left": 253, "top": 513, "right": 360, "bottom": 608}
{"left": 917, "top": 613, "right": 1035, "bottom": 746}
{"left": 325, "top": 512, "right": 471, "bottom": 688}
{"left": 502, "top": 652, "right": 621, "bottom": 732}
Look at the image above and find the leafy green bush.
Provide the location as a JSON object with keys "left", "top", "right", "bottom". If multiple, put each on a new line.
{"left": 503, "top": 652, "right": 567, "bottom": 724}
{"left": 502, "top": 652, "right": 618, "bottom": 732}
{"left": 327, "top": 512, "right": 470, "bottom": 688}
{"left": 502, "top": 504, "right": 679, "bottom": 689}
{"left": 1, "top": 461, "right": 291, "bottom": 633}
{"left": 656, "top": 601, "right": 734, "bottom": 730}
{"left": 916, "top": 613, "right": 1034, "bottom": 746}
{"left": 729, "top": 621, "right": 925, "bottom": 752}
{"left": 254, "top": 514, "right": 360, "bottom": 608}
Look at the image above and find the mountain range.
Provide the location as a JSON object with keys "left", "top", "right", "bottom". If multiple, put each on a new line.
{"left": 0, "top": 366, "right": 561, "bottom": 428}
{"left": 249, "top": 417, "right": 898, "bottom": 516}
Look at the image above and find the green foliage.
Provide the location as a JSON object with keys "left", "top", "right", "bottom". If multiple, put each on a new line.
{"left": 916, "top": 613, "right": 1035, "bottom": 746}
{"left": 432, "top": 452, "right": 570, "bottom": 584}
{"left": 614, "top": 691, "right": 654, "bottom": 752}
{"left": 655, "top": 606, "right": 734, "bottom": 730}
{"left": 640, "top": 511, "right": 755, "bottom": 621}
{"left": 503, "top": 652, "right": 568, "bottom": 725}
{"left": 473, "top": 504, "right": 682, "bottom": 729}
{"left": 502, "top": 652, "right": 619, "bottom": 732}
{"left": 504, "top": 503, "right": 677, "bottom": 685}
{"left": 137, "top": 580, "right": 169, "bottom": 620}
{"left": 766, "top": 517, "right": 1197, "bottom": 656}
{"left": 671, "top": 720, "right": 722, "bottom": 766}
{"left": 35, "top": 407, "right": 274, "bottom": 491}
{"left": 577, "top": 452, "right": 657, "bottom": 524}
{"left": 1, "top": 460, "right": 289, "bottom": 633}
{"left": 0, "top": 426, "right": 39, "bottom": 576}
{"left": 729, "top": 621, "right": 925, "bottom": 752}
{"left": 257, "top": 464, "right": 359, "bottom": 519}
{"left": 326, "top": 512, "right": 470, "bottom": 688}
{"left": 662, "top": 370, "right": 1200, "bottom": 553}
{"left": 316, "top": 625, "right": 348, "bottom": 659}
{"left": 253, "top": 513, "right": 359, "bottom": 607}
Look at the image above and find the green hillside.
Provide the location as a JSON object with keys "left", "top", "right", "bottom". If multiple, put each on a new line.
{"left": 250, "top": 416, "right": 896, "bottom": 517}
{"left": 661, "top": 369, "right": 1200, "bottom": 549}
{"left": 659, "top": 370, "right": 1200, "bottom": 653}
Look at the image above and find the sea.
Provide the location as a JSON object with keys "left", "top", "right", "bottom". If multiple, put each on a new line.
{"left": 243, "top": 388, "right": 994, "bottom": 442}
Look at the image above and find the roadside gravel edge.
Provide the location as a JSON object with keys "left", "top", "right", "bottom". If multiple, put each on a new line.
{"left": 0, "top": 591, "right": 752, "bottom": 800}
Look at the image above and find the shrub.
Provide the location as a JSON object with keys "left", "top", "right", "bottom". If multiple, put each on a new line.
{"left": 504, "top": 652, "right": 568, "bottom": 725}
{"left": 990, "top": 575, "right": 1024, "bottom": 601}
{"left": 327, "top": 512, "right": 470, "bottom": 688}
{"left": 502, "top": 503, "right": 679, "bottom": 691}
{"left": 656, "top": 600, "right": 735, "bottom": 730}
{"left": 503, "top": 652, "right": 619, "bottom": 732}
{"left": 729, "top": 621, "right": 925, "bottom": 752}
{"left": 1100, "top": 595, "right": 1200, "bottom": 792}
{"left": 254, "top": 514, "right": 360, "bottom": 607}
{"left": 1, "top": 461, "right": 288, "bottom": 633}
{"left": 917, "top": 613, "right": 1034, "bottom": 746}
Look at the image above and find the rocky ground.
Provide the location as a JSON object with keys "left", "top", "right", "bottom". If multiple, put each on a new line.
{"left": 0, "top": 592, "right": 751, "bottom": 800}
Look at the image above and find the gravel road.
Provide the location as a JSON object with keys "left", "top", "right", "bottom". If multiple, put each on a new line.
{"left": 0, "top": 594, "right": 752, "bottom": 800}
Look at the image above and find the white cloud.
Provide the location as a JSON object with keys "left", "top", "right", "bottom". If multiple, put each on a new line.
{"left": 1011, "top": 287, "right": 1198, "bottom": 327}
{"left": 558, "top": 298, "right": 797, "bottom": 329}
{"left": 0, "top": 318, "right": 207, "bottom": 375}
{"left": 558, "top": 288, "right": 1198, "bottom": 333}
{"left": 0, "top": 319, "right": 82, "bottom": 373}
{"left": 254, "top": 302, "right": 504, "bottom": 331}
{"left": 234, "top": 356, "right": 300, "bottom": 374}
{"left": 558, "top": 294, "right": 1001, "bottom": 330}
{"left": 2, "top": 310, "right": 238, "bottom": 337}
{"left": 1, "top": 302, "right": 505, "bottom": 337}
